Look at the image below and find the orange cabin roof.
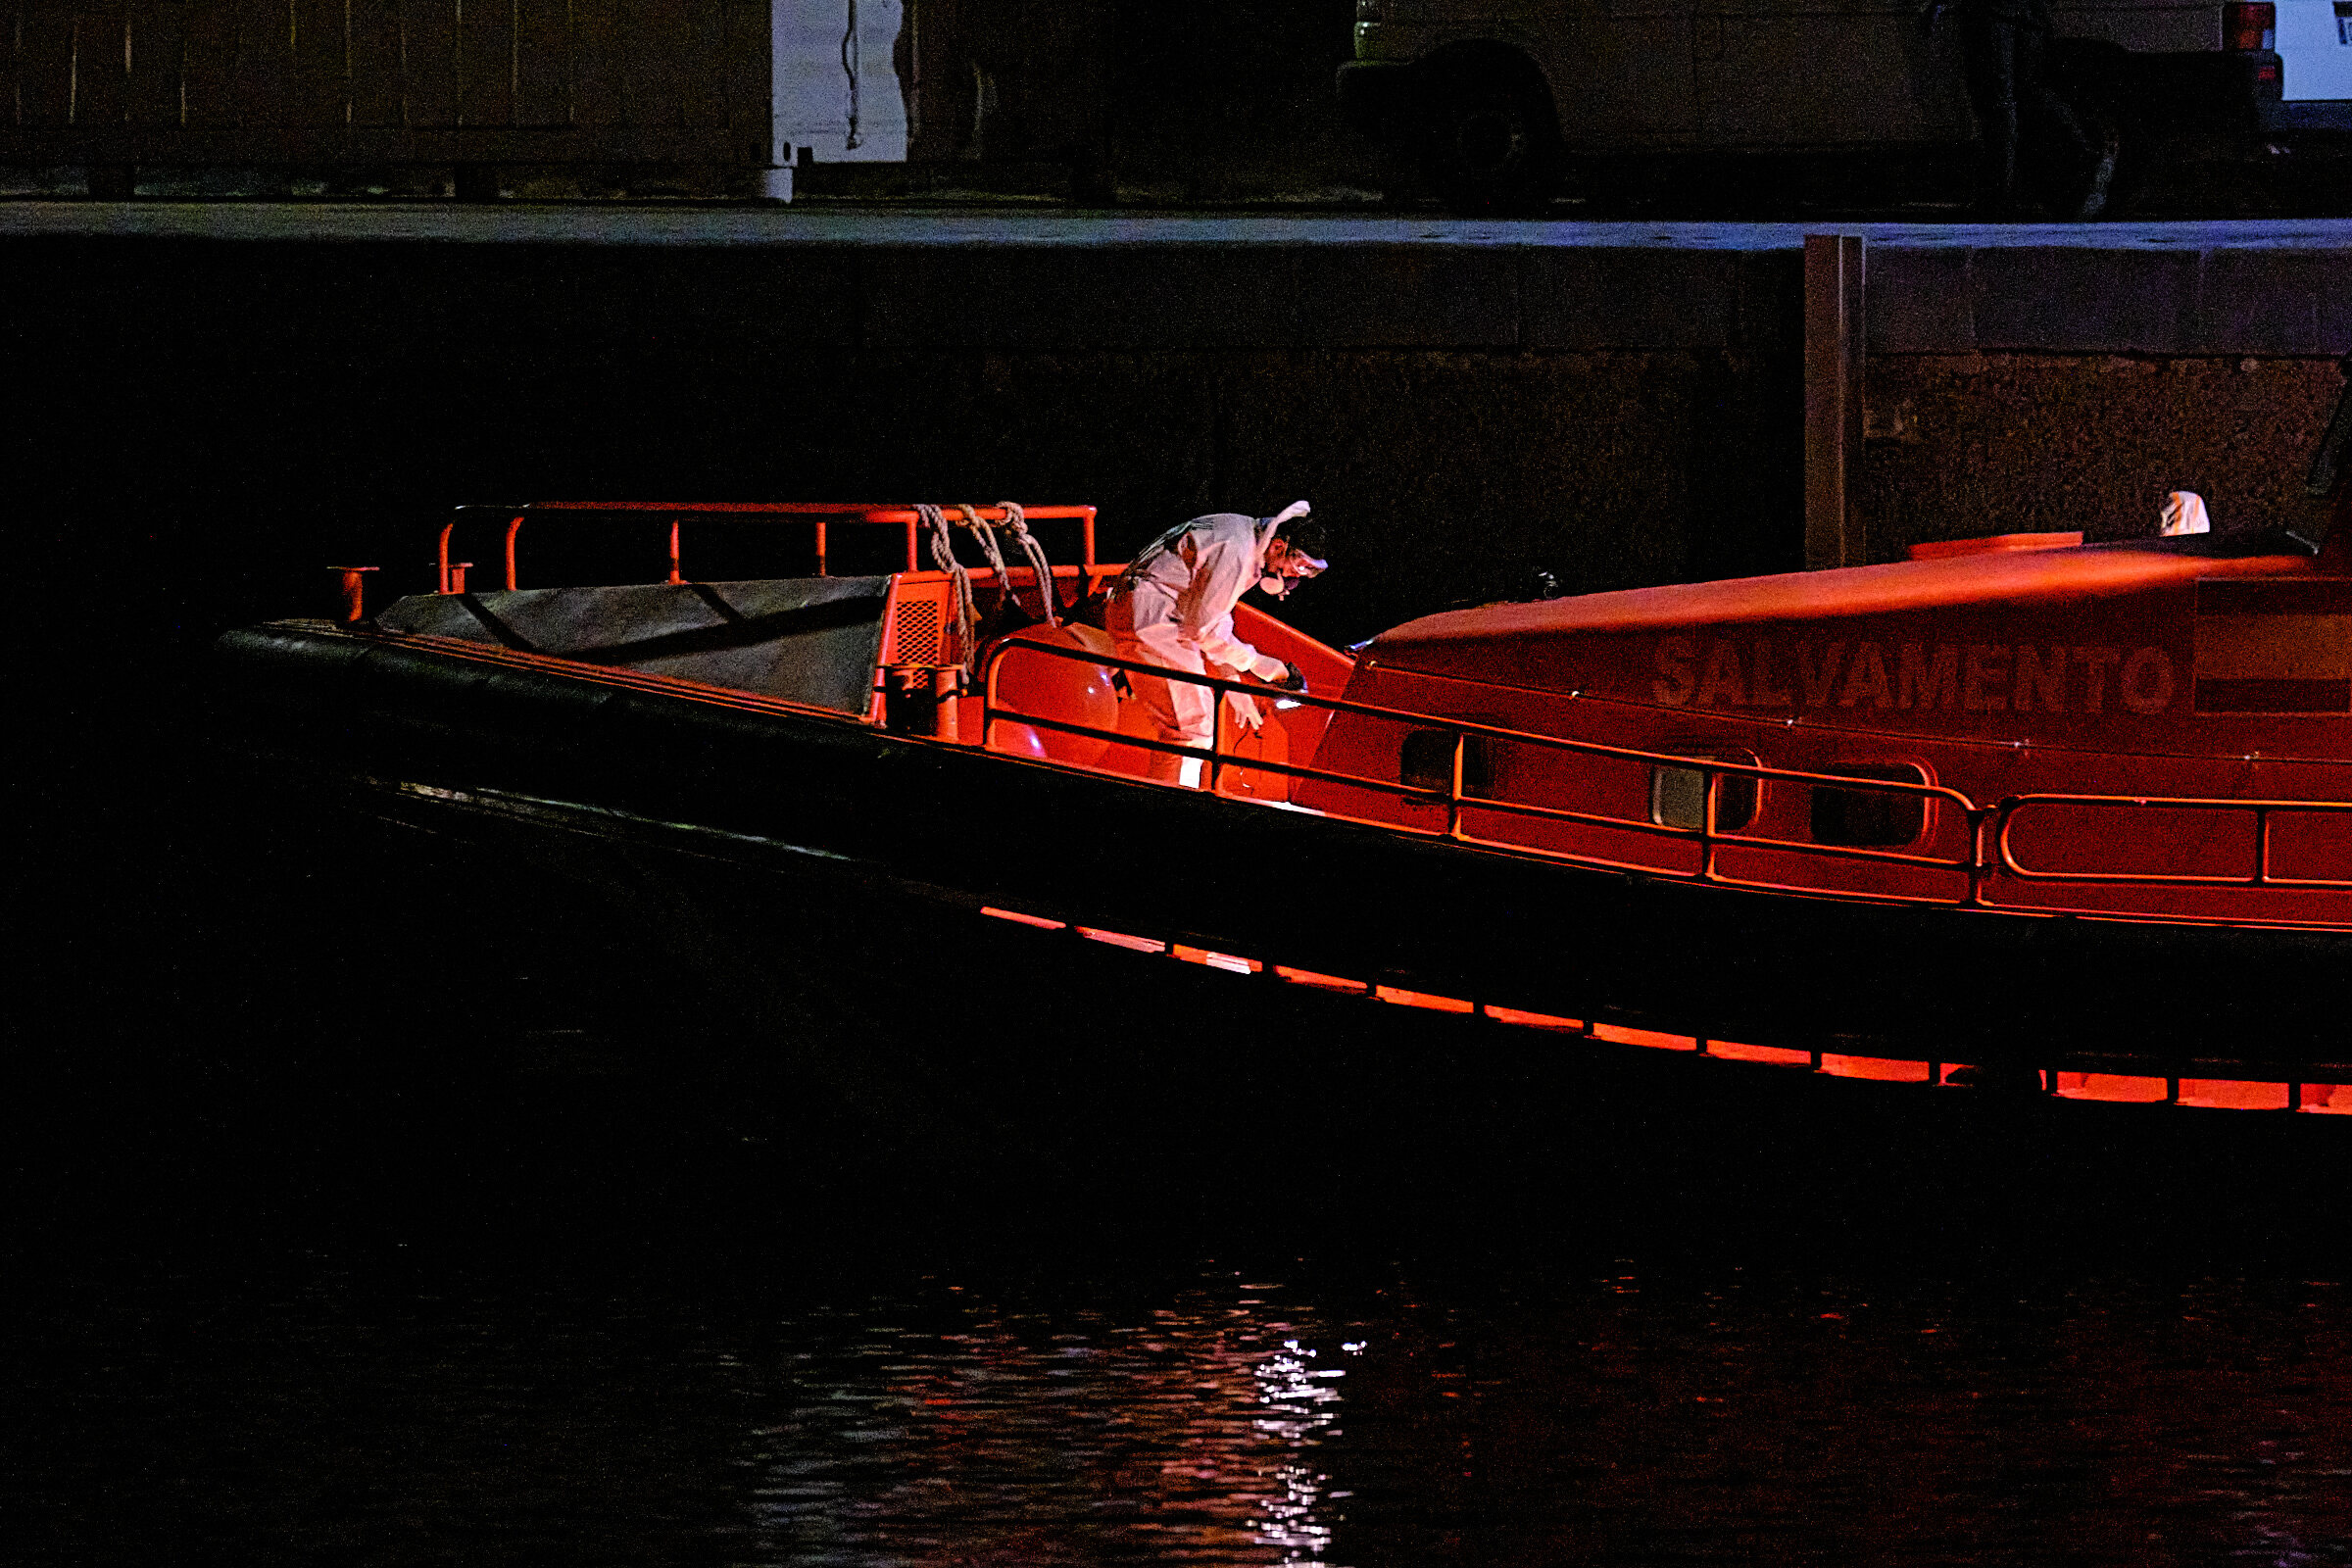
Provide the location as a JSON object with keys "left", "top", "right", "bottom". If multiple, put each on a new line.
{"left": 1367, "top": 541, "right": 2328, "bottom": 688}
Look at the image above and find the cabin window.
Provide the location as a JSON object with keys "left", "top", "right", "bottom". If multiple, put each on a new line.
{"left": 1400, "top": 729, "right": 1494, "bottom": 795}
{"left": 1650, "top": 753, "right": 1758, "bottom": 833}
{"left": 1811, "top": 763, "right": 1928, "bottom": 847}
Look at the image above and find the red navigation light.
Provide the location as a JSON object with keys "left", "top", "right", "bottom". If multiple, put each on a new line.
{"left": 2224, "top": 1, "right": 2276, "bottom": 50}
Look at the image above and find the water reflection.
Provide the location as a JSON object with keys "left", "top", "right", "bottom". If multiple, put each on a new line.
{"left": 724, "top": 1264, "right": 2352, "bottom": 1567}
{"left": 1250, "top": 1337, "right": 1352, "bottom": 1560}
{"left": 10, "top": 1250, "right": 2351, "bottom": 1567}
{"left": 740, "top": 1273, "right": 1360, "bottom": 1566}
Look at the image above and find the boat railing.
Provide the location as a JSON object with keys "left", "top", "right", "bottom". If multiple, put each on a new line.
{"left": 980, "top": 637, "right": 1979, "bottom": 881}
{"left": 436, "top": 502, "right": 1105, "bottom": 596}
{"left": 979, "top": 637, "right": 2352, "bottom": 910}
{"left": 1996, "top": 793, "right": 2352, "bottom": 889}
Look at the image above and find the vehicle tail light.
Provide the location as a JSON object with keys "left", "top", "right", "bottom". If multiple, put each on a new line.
{"left": 2224, "top": 1, "right": 2276, "bottom": 50}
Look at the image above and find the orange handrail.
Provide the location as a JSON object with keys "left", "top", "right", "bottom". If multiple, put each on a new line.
{"left": 980, "top": 638, "right": 1982, "bottom": 890}
{"left": 979, "top": 637, "right": 2352, "bottom": 913}
{"left": 1995, "top": 793, "right": 2352, "bottom": 889}
{"left": 438, "top": 502, "right": 1101, "bottom": 593}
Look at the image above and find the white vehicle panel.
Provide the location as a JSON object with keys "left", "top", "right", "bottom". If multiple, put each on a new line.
{"left": 2278, "top": 0, "right": 2352, "bottom": 98}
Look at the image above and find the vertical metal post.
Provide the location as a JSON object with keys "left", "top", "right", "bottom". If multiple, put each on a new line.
{"left": 1804, "top": 234, "right": 1867, "bottom": 570}
{"left": 906, "top": 517, "right": 919, "bottom": 571}
{"left": 1207, "top": 681, "right": 1224, "bottom": 793}
{"left": 667, "top": 517, "right": 683, "bottom": 584}
{"left": 931, "top": 666, "right": 960, "bottom": 743}
{"left": 980, "top": 653, "right": 1002, "bottom": 751}
{"left": 329, "top": 566, "right": 377, "bottom": 622}
{"left": 1966, "top": 809, "right": 1987, "bottom": 906}
{"left": 503, "top": 514, "right": 523, "bottom": 591}
{"left": 815, "top": 518, "right": 829, "bottom": 576}
{"left": 1701, "top": 762, "right": 1718, "bottom": 880}
{"left": 1449, "top": 732, "right": 1467, "bottom": 838}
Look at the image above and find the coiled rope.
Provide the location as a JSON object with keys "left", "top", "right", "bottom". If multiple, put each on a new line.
{"left": 996, "top": 501, "right": 1058, "bottom": 628}
{"left": 916, "top": 503, "right": 979, "bottom": 670}
{"left": 956, "top": 504, "right": 1020, "bottom": 610}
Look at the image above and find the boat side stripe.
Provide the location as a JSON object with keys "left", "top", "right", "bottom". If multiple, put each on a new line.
{"left": 2193, "top": 677, "right": 2352, "bottom": 712}
{"left": 2196, "top": 579, "right": 2352, "bottom": 616}
{"left": 2193, "top": 614, "right": 2352, "bottom": 681}
{"left": 2195, "top": 581, "right": 2352, "bottom": 712}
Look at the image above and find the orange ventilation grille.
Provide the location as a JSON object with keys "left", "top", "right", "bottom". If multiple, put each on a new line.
{"left": 893, "top": 599, "right": 944, "bottom": 665}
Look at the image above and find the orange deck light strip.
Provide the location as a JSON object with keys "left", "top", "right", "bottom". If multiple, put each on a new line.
{"left": 1705, "top": 1041, "right": 1812, "bottom": 1067}
{"left": 2180, "top": 1079, "right": 2292, "bottom": 1110}
{"left": 1481, "top": 1005, "right": 1585, "bottom": 1032}
{"left": 1374, "top": 986, "right": 1476, "bottom": 1014}
{"left": 1592, "top": 1023, "right": 1699, "bottom": 1052}
{"left": 971, "top": 906, "right": 2352, "bottom": 1114}
{"left": 1274, "top": 965, "right": 1370, "bottom": 994}
{"left": 1819, "top": 1054, "right": 1933, "bottom": 1083}
{"left": 1173, "top": 945, "right": 1260, "bottom": 974}
{"left": 2055, "top": 1073, "right": 2171, "bottom": 1102}
{"left": 981, "top": 906, "right": 1066, "bottom": 930}
{"left": 1076, "top": 927, "right": 1167, "bottom": 954}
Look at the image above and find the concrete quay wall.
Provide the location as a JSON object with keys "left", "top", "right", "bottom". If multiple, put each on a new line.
{"left": 6, "top": 208, "right": 2348, "bottom": 650}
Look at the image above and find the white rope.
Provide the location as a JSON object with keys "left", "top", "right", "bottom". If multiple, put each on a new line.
{"left": 997, "top": 501, "right": 1058, "bottom": 627}
{"left": 956, "top": 504, "right": 1019, "bottom": 609}
{"left": 916, "top": 503, "right": 979, "bottom": 670}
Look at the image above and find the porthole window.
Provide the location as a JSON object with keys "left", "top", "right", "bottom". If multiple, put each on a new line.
{"left": 1400, "top": 729, "right": 1494, "bottom": 794}
{"left": 1811, "top": 763, "right": 1928, "bottom": 847}
{"left": 1649, "top": 752, "right": 1758, "bottom": 832}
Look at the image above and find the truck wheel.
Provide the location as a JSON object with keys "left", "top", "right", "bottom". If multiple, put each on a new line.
{"left": 1422, "top": 74, "right": 1560, "bottom": 215}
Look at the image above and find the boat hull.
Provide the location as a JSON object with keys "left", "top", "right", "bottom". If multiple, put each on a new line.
{"left": 213, "top": 619, "right": 2352, "bottom": 1087}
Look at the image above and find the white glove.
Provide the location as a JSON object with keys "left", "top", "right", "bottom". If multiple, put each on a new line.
{"left": 1223, "top": 690, "right": 1264, "bottom": 730}
{"left": 1250, "top": 652, "right": 1289, "bottom": 682}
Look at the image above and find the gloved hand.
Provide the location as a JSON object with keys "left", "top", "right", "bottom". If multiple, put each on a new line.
{"left": 1250, "top": 652, "right": 1290, "bottom": 683}
{"left": 1223, "top": 689, "right": 1264, "bottom": 731}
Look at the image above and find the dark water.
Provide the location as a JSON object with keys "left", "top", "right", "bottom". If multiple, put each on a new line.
{"left": 12, "top": 1216, "right": 2352, "bottom": 1567}
{"left": 13, "top": 896, "right": 2352, "bottom": 1568}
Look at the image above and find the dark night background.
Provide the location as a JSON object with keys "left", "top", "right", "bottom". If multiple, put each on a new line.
{"left": 6, "top": 2, "right": 2352, "bottom": 1562}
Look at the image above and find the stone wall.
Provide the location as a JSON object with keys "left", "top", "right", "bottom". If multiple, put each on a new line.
{"left": 1859, "top": 354, "right": 2345, "bottom": 563}
{"left": 6, "top": 212, "right": 2347, "bottom": 660}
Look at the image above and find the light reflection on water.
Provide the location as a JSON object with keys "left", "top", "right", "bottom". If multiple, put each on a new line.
{"left": 741, "top": 1275, "right": 1362, "bottom": 1566}
{"left": 10, "top": 1255, "right": 2352, "bottom": 1566}
{"left": 722, "top": 1266, "right": 2352, "bottom": 1568}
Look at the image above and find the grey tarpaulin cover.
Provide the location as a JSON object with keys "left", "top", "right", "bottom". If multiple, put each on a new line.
{"left": 374, "top": 577, "right": 891, "bottom": 714}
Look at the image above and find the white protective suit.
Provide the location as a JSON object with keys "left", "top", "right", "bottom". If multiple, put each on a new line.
{"left": 1107, "top": 511, "right": 1297, "bottom": 785}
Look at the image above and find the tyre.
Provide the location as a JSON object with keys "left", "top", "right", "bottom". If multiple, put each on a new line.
{"left": 1421, "top": 70, "right": 1561, "bottom": 215}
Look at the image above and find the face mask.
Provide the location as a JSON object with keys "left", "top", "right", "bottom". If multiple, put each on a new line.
{"left": 1257, "top": 537, "right": 1326, "bottom": 600}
